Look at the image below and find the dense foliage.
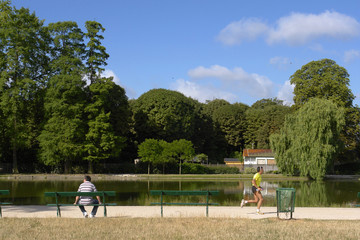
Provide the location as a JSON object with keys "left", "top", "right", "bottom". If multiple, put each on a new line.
{"left": 270, "top": 98, "right": 345, "bottom": 180}
{"left": 138, "top": 138, "right": 195, "bottom": 174}
{"left": 0, "top": 1, "right": 129, "bottom": 173}
{"left": 290, "top": 58, "right": 360, "bottom": 163}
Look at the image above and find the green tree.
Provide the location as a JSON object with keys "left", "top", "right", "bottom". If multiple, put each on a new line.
{"left": 0, "top": 1, "right": 49, "bottom": 173}
{"left": 84, "top": 78, "right": 129, "bottom": 173}
{"left": 164, "top": 139, "right": 195, "bottom": 175}
{"left": 290, "top": 58, "right": 359, "bottom": 161}
{"left": 82, "top": 20, "right": 130, "bottom": 173}
{"left": 84, "top": 21, "right": 109, "bottom": 84}
{"left": 138, "top": 139, "right": 165, "bottom": 174}
{"left": 245, "top": 98, "right": 291, "bottom": 149}
{"left": 211, "top": 103, "right": 249, "bottom": 155}
{"left": 202, "top": 99, "right": 231, "bottom": 116}
{"left": 270, "top": 98, "right": 345, "bottom": 180}
{"left": 290, "top": 59, "right": 354, "bottom": 108}
{"left": 38, "top": 21, "right": 86, "bottom": 173}
{"left": 131, "top": 89, "right": 198, "bottom": 142}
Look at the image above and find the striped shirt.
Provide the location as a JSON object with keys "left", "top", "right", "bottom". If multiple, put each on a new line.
{"left": 77, "top": 181, "right": 97, "bottom": 205}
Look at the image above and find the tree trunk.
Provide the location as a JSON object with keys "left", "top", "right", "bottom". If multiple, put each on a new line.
{"left": 12, "top": 141, "right": 18, "bottom": 174}
{"left": 88, "top": 161, "right": 93, "bottom": 174}
{"left": 64, "top": 160, "right": 71, "bottom": 174}
{"left": 179, "top": 160, "right": 182, "bottom": 175}
{"left": 12, "top": 117, "right": 19, "bottom": 174}
{"left": 148, "top": 163, "right": 150, "bottom": 175}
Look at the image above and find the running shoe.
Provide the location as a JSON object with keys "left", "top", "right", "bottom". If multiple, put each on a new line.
{"left": 240, "top": 199, "right": 245, "bottom": 208}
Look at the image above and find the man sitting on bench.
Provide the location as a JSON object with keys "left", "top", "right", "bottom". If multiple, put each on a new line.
{"left": 74, "top": 175, "right": 102, "bottom": 218}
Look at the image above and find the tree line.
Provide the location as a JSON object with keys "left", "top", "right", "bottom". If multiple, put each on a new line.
{"left": 0, "top": 1, "right": 130, "bottom": 173}
{"left": 0, "top": 2, "right": 359, "bottom": 179}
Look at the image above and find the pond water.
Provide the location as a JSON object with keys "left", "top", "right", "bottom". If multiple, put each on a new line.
{"left": 0, "top": 179, "right": 359, "bottom": 207}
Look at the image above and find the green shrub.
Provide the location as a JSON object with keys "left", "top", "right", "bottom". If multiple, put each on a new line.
{"left": 207, "top": 165, "right": 240, "bottom": 174}
{"left": 180, "top": 163, "right": 240, "bottom": 174}
{"left": 244, "top": 167, "right": 256, "bottom": 174}
{"left": 181, "top": 163, "right": 210, "bottom": 174}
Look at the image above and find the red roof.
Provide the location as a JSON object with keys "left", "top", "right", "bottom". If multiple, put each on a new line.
{"left": 243, "top": 149, "right": 273, "bottom": 157}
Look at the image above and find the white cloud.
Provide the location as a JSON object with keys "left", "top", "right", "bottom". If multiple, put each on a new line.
{"left": 217, "top": 11, "right": 360, "bottom": 46}
{"left": 171, "top": 65, "right": 296, "bottom": 106}
{"left": 269, "top": 56, "right": 291, "bottom": 70}
{"left": 344, "top": 49, "right": 360, "bottom": 63}
{"left": 102, "top": 69, "right": 120, "bottom": 84}
{"left": 102, "top": 69, "right": 137, "bottom": 99}
{"left": 267, "top": 11, "right": 360, "bottom": 45}
{"left": 217, "top": 18, "right": 269, "bottom": 45}
{"left": 188, "top": 65, "right": 274, "bottom": 99}
{"left": 171, "top": 79, "right": 238, "bottom": 103}
{"left": 277, "top": 81, "right": 294, "bottom": 106}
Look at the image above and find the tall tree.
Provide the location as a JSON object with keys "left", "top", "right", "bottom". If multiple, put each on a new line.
{"left": 202, "top": 99, "right": 231, "bottom": 116}
{"left": 84, "top": 78, "right": 129, "bottom": 173}
{"left": 290, "top": 59, "right": 354, "bottom": 108}
{"left": 84, "top": 21, "right": 109, "bottom": 84}
{"left": 0, "top": 1, "right": 49, "bottom": 173}
{"left": 290, "top": 59, "right": 359, "bottom": 161}
{"left": 270, "top": 98, "right": 345, "bottom": 180}
{"left": 131, "top": 89, "right": 198, "bottom": 143}
{"left": 38, "top": 21, "right": 86, "bottom": 173}
{"left": 211, "top": 103, "right": 249, "bottom": 155}
{"left": 244, "top": 98, "right": 291, "bottom": 149}
{"left": 83, "top": 20, "right": 129, "bottom": 173}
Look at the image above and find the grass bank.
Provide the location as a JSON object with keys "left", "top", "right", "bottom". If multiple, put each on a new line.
{"left": 1, "top": 218, "right": 359, "bottom": 240}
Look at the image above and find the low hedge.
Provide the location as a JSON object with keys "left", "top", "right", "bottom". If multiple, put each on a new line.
{"left": 181, "top": 163, "right": 240, "bottom": 174}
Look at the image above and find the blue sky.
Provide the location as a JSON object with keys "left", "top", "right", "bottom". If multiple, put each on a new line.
{"left": 12, "top": 0, "right": 360, "bottom": 106}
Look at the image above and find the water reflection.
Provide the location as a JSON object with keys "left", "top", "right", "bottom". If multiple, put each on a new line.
{"left": 0, "top": 179, "right": 358, "bottom": 207}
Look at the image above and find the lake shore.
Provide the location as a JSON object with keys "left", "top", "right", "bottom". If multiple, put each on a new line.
{"left": 0, "top": 173, "right": 359, "bottom": 181}
{"left": 0, "top": 173, "right": 310, "bottom": 181}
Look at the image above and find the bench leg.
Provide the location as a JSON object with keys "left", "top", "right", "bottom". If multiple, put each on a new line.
{"left": 161, "top": 192, "right": 163, "bottom": 217}
{"left": 104, "top": 205, "right": 107, "bottom": 217}
{"left": 206, "top": 192, "right": 209, "bottom": 217}
{"left": 57, "top": 206, "right": 61, "bottom": 217}
{"left": 0, "top": 205, "right": 2, "bottom": 218}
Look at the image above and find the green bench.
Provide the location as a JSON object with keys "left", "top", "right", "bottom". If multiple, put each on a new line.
{"left": 44, "top": 191, "right": 117, "bottom": 217}
{"left": 0, "top": 190, "right": 12, "bottom": 218}
{"left": 150, "top": 190, "right": 219, "bottom": 217}
{"left": 356, "top": 192, "right": 360, "bottom": 207}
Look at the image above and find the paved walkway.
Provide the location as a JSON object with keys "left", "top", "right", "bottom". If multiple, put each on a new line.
{"left": 1, "top": 206, "right": 360, "bottom": 220}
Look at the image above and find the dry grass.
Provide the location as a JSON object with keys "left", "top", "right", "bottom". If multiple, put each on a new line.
{"left": 1, "top": 217, "right": 360, "bottom": 240}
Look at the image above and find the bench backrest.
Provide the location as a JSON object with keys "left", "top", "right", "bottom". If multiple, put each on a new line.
{"left": 44, "top": 191, "right": 116, "bottom": 197}
{"left": 0, "top": 190, "right": 9, "bottom": 195}
{"left": 150, "top": 190, "right": 219, "bottom": 196}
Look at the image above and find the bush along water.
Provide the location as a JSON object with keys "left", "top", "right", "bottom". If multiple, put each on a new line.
{"left": 181, "top": 163, "right": 240, "bottom": 174}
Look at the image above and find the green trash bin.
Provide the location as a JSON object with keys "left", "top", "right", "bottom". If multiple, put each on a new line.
{"left": 276, "top": 188, "right": 296, "bottom": 219}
